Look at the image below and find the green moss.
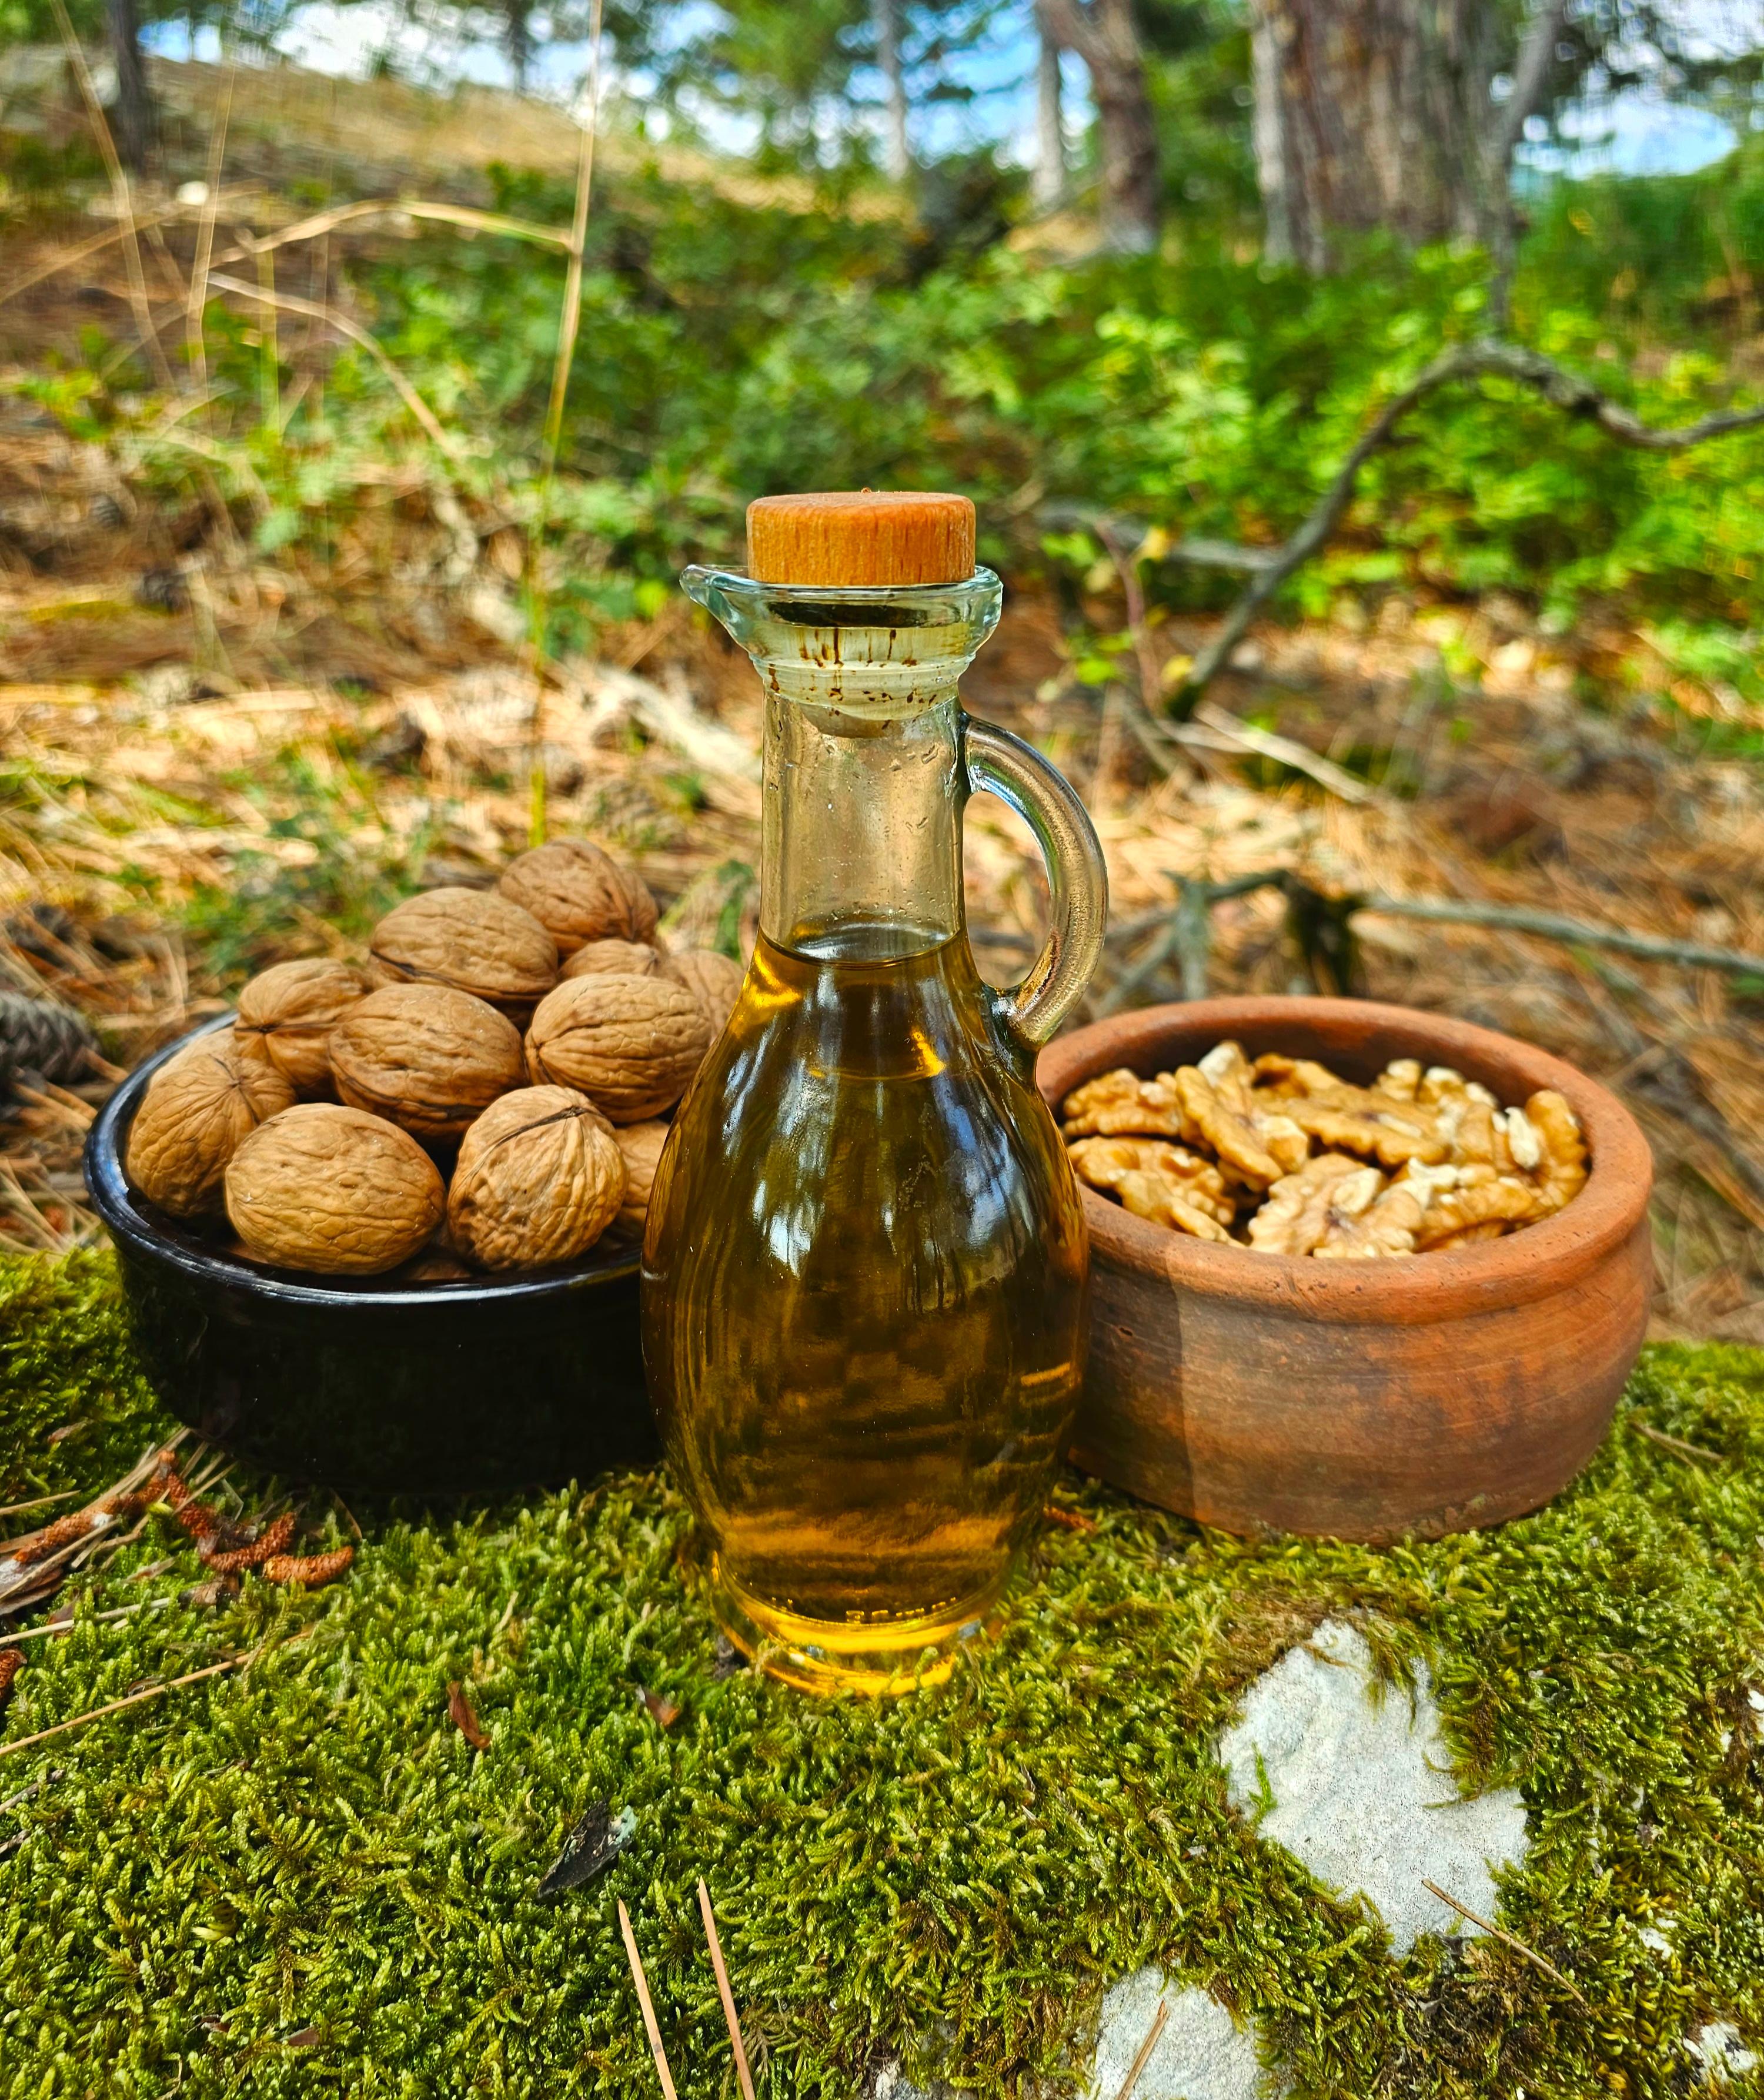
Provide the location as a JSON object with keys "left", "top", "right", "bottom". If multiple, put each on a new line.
{"left": 1, "top": 1252, "right": 1762, "bottom": 2096}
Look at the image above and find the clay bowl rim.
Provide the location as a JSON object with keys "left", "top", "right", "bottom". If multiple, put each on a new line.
{"left": 85, "top": 1014, "right": 640, "bottom": 1313}
{"left": 1037, "top": 995, "right": 1652, "bottom": 1328}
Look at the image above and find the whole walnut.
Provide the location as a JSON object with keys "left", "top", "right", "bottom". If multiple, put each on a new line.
{"left": 498, "top": 840, "right": 657, "bottom": 954}
{"left": 526, "top": 974, "right": 711, "bottom": 1123}
{"left": 369, "top": 887, "right": 558, "bottom": 1016}
{"left": 330, "top": 983, "right": 524, "bottom": 1141}
{"left": 660, "top": 947, "right": 744, "bottom": 1034}
{"left": 560, "top": 938, "right": 662, "bottom": 982}
{"left": 125, "top": 1025, "right": 298, "bottom": 1218}
{"left": 612, "top": 1119, "right": 670, "bottom": 1236}
{"left": 225, "top": 1103, "right": 445, "bottom": 1274}
{"left": 236, "top": 958, "right": 370, "bottom": 1097}
{"left": 447, "top": 1086, "right": 625, "bottom": 1272}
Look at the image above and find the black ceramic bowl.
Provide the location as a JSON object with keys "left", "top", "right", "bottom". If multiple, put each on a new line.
{"left": 85, "top": 1018, "right": 659, "bottom": 1496}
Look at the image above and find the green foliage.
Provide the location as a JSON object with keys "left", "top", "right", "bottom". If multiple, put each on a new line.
{"left": 3, "top": 1252, "right": 1764, "bottom": 2094}
{"left": 16, "top": 122, "right": 1764, "bottom": 682}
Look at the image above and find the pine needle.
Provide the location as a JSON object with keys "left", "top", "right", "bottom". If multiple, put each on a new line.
{"left": 697, "top": 1880, "right": 756, "bottom": 2100}
{"left": 617, "top": 1900, "right": 679, "bottom": 2099}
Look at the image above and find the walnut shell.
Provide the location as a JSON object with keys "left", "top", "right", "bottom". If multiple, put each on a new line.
{"left": 612, "top": 1119, "right": 670, "bottom": 1235}
{"left": 525, "top": 974, "right": 711, "bottom": 1123}
{"left": 236, "top": 958, "right": 370, "bottom": 1096}
{"left": 329, "top": 983, "right": 525, "bottom": 1141}
{"left": 659, "top": 947, "right": 744, "bottom": 1034}
{"left": 225, "top": 1103, "right": 445, "bottom": 1274}
{"left": 125, "top": 1025, "right": 298, "bottom": 1218}
{"left": 369, "top": 887, "right": 559, "bottom": 1016}
{"left": 498, "top": 840, "right": 657, "bottom": 954}
{"left": 560, "top": 938, "right": 662, "bottom": 982}
{"left": 446, "top": 1085, "right": 625, "bottom": 1272}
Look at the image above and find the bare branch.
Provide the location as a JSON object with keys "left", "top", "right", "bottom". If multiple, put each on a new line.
{"left": 1172, "top": 340, "right": 1764, "bottom": 713}
{"left": 1360, "top": 895, "right": 1764, "bottom": 977}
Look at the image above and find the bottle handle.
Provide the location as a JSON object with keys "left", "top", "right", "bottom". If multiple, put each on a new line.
{"left": 962, "top": 715, "right": 1108, "bottom": 1050}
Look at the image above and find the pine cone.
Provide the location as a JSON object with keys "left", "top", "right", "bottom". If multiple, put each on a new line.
{"left": 0, "top": 991, "right": 98, "bottom": 1096}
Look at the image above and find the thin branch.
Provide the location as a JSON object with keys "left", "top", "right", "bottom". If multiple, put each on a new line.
{"left": 1421, "top": 1879, "right": 1589, "bottom": 2007}
{"left": 205, "top": 274, "right": 459, "bottom": 457}
{"left": 1173, "top": 340, "right": 1764, "bottom": 713}
{"left": 1361, "top": 894, "right": 1764, "bottom": 977}
{"left": 49, "top": 0, "right": 176, "bottom": 391}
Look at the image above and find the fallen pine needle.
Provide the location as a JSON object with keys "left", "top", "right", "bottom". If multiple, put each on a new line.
{"left": 1042, "top": 1504, "right": 1098, "bottom": 1535}
{"left": 697, "top": 1879, "right": 756, "bottom": 2100}
{"left": 0, "top": 1629, "right": 306, "bottom": 1761}
{"left": 1421, "top": 1878, "right": 1590, "bottom": 2007}
{"left": 1114, "top": 1995, "right": 1168, "bottom": 2100}
{"left": 0, "top": 1492, "right": 79, "bottom": 1522}
{"left": 1629, "top": 1417, "right": 1728, "bottom": 1464}
{"left": 619, "top": 1899, "right": 679, "bottom": 2099}
{"left": 7, "top": 1598, "right": 170, "bottom": 1643}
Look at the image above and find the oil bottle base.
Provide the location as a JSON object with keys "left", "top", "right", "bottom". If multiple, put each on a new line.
{"left": 710, "top": 1557, "right": 1007, "bottom": 1696}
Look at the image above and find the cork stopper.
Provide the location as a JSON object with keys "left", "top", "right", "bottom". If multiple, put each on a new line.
{"left": 746, "top": 490, "right": 975, "bottom": 587}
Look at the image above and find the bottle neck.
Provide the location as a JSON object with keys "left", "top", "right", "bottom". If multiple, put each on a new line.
{"left": 680, "top": 567, "right": 1004, "bottom": 964}
{"left": 761, "top": 686, "right": 964, "bottom": 958}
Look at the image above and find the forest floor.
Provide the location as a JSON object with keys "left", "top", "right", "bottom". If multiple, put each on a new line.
{"left": 3, "top": 61, "right": 1764, "bottom": 1339}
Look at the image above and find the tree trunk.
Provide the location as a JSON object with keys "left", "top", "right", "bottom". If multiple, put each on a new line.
{"left": 875, "top": 0, "right": 910, "bottom": 182}
{"left": 105, "top": 0, "right": 154, "bottom": 174}
{"left": 1040, "top": 0, "right": 1160, "bottom": 253}
{"left": 1031, "top": 2, "right": 1067, "bottom": 213}
{"left": 1247, "top": 0, "right": 1495, "bottom": 272}
{"left": 1250, "top": 0, "right": 1291, "bottom": 265}
{"left": 506, "top": 0, "right": 533, "bottom": 92}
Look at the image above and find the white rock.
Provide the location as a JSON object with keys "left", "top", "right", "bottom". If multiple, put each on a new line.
{"left": 1689, "top": 2022, "right": 1759, "bottom": 2083}
{"left": 1085, "top": 1970, "right": 1275, "bottom": 2100}
{"left": 1217, "top": 1619, "right": 1529, "bottom": 1955}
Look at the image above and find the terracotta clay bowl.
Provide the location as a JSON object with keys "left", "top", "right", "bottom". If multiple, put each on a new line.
{"left": 1037, "top": 998, "right": 1653, "bottom": 1543}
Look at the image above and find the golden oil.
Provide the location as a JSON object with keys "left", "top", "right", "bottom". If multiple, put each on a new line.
{"left": 642, "top": 922, "right": 1088, "bottom": 1694}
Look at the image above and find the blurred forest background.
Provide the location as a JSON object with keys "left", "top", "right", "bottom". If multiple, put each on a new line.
{"left": 2, "top": 0, "right": 1764, "bottom": 1335}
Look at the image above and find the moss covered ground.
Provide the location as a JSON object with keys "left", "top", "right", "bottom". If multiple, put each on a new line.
{"left": 1, "top": 1250, "right": 1762, "bottom": 2096}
